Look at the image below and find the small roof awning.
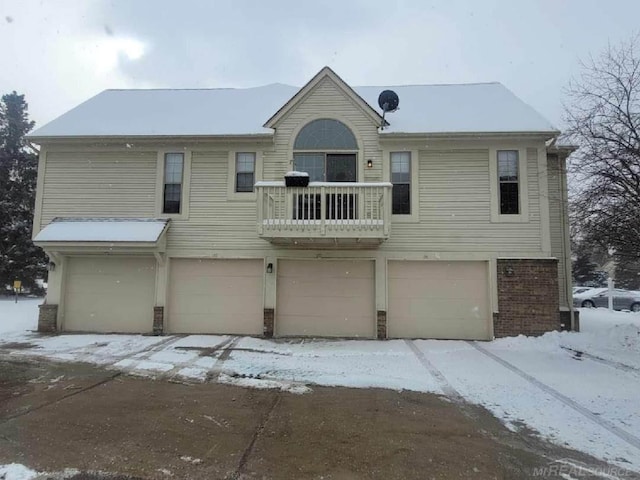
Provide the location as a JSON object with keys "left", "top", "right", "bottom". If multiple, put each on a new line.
{"left": 34, "top": 218, "right": 170, "bottom": 255}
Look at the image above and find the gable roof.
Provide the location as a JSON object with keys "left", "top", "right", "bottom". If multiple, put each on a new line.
{"left": 29, "top": 70, "right": 558, "bottom": 139}
{"left": 263, "top": 66, "right": 384, "bottom": 129}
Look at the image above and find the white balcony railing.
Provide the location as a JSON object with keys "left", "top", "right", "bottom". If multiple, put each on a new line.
{"left": 255, "top": 181, "right": 392, "bottom": 245}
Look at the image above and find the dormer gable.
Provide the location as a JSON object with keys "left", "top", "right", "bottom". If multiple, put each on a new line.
{"left": 263, "top": 66, "right": 385, "bottom": 130}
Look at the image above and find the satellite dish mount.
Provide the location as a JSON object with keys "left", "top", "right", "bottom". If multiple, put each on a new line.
{"left": 378, "top": 90, "right": 399, "bottom": 130}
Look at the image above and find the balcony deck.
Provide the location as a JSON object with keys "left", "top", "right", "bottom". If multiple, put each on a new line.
{"left": 255, "top": 181, "right": 392, "bottom": 247}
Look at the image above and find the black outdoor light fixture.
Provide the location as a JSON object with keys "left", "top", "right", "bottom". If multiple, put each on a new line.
{"left": 367, "top": 159, "right": 373, "bottom": 168}
{"left": 266, "top": 263, "right": 273, "bottom": 273}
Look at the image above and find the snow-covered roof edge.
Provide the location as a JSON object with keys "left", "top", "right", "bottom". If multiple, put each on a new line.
{"left": 34, "top": 218, "right": 170, "bottom": 243}
{"left": 28, "top": 67, "right": 559, "bottom": 139}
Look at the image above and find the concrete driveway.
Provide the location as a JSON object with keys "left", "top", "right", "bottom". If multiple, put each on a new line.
{"left": 1, "top": 327, "right": 639, "bottom": 479}
{"left": 0, "top": 357, "right": 631, "bottom": 480}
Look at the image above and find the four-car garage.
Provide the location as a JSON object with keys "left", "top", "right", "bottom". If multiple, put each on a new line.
{"left": 60, "top": 256, "right": 492, "bottom": 340}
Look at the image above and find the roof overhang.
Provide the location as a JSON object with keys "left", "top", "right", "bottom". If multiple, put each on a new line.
{"left": 27, "top": 134, "right": 274, "bottom": 146}
{"left": 546, "top": 139, "right": 578, "bottom": 158}
{"left": 378, "top": 130, "right": 561, "bottom": 141}
{"left": 34, "top": 218, "right": 170, "bottom": 257}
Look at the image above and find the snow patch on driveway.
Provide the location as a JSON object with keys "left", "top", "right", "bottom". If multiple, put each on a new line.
{"left": 0, "top": 463, "right": 40, "bottom": 480}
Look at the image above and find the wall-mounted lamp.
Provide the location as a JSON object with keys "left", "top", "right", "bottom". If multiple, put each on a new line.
{"left": 266, "top": 263, "right": 273, "bottom": 274}
{"left": 47, "top": 262, "right": 56, "bottom": 272}
{"left": 504, "top": 265, "right": 514, "bottom": 277}
{"left": 366, "top": 159, "right": 373, "bottom": 169}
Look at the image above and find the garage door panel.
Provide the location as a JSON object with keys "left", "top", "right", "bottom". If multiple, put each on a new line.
{"left": 277, "top": 315, "right": 372, "bottom": 337}
{"left": 391, "top": 317, "right": 487, "bottom": 340}
{"left": 279, "top": 295, "right": 372, "bottom": 316}
{"left": 168, "top": 259, "right": 263, "bottom": 335}
{"left": 388, "top": 261, "right": 490, "bottom": 340}
{"left": 277, "top": 260, "right": 375, "bottom": 338}
{"left": 398, "top": 299, "right": 485, "bottom": 320}
{"left": 279, "top": 279, "right": 372, "bottom": 299}
{"left": 172, "top": 278, "right": 260, "bottom": 296}
{"left": 64, "top": 257, "right": 155, "bottom": 333}
{"left": 280, "top": 261, "right": 372, "bottom": 279}
{"left": 390, "top": 261, "right": 486, "bottom": 281}
{"left": 174, "top": 294, "right": 263, "bottom": 315}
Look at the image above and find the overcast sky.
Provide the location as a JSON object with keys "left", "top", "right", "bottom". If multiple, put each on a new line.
{"left": 1, "top": 0, "right": 638, "bottom": 130}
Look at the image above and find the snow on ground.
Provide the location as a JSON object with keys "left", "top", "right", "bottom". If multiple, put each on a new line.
{"left": 562, "top": 308, "right": 640, "bottom": 369}
{"left": 0, "top": 463, "right": 40, "bottom": 480}
{"left": 0, "top": 297, "right": 41, "bottom": 337}
{"left": 1, "top": 300, "right": 639, "bottom": 472}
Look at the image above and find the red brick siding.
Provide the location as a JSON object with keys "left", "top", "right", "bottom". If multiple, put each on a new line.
{"left": 495, "top": 259, "right": 560, "bottom": 337}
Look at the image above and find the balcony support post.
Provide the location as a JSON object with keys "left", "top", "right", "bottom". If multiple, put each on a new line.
{"left": 320, "top": 185, "right": 327, "bottom": 236}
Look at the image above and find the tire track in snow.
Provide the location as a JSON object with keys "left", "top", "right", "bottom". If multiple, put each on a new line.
{"left": 404, "top": 340, "right": 464, "bottom": 402}
{"left": 561, "top": 346, "right": 640, "bottom": 376}
{"left": 469, "top": 341, "right": 640, "bottom": 453}
{"left": 209, "top": 336, "right": 241, "bottom": 381}
{"left": 111, "top": 335, "right": 184, "bottom": 372}
{"left": 165, "top": 336, "right": 236, "bottom": 381}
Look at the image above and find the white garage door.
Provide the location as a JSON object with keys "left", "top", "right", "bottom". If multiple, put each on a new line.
{"left": 388, "top": 261, "right": 491, "bottom": 340}
{"left": 63, "top": 256, "right": 156, "bottom": 333}
{"left": 168, "top": 259, "right": 263, "bottom": 334}
{"left": 277, "top": 260, "right": 375, "bottom": 338}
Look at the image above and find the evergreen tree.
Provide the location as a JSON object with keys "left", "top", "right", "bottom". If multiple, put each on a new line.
{"left": 614, "top": 256, "right": 640, "bottom": 290}
{"left": 572, "top": 244, "right": 599, "bottom": 286}
{"left": 0, "top": 91, "right": 47, "bottom": 293}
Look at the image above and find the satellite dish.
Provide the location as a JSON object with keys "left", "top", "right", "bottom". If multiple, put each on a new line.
{"left": 377, "top": 90, "right": 399, "bottom": 130}
{"left": 378, "top": 90, "right": 399, "bottom": 112}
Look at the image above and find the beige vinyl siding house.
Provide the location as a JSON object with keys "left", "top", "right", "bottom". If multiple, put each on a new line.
{"left": 30, "top": 67, "right": 575, "bottom": 339}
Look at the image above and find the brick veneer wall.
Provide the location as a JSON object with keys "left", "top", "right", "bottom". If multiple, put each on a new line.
{"left": 38, "top": 304, "right": 58, "bottom": 333}
{"left": 377, "top": 310, "right": 387, "bottom": 340}
{"left": 495, "top": 259, "right": 560, "bottom": 337}
{"left": 153, "top": 306, "right": 164, "bottom": 335}
{"left": 264, "top": 308, "right": 275, "bottom": 338}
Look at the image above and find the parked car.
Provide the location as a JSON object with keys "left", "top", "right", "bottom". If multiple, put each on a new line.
{"left": 573, "top": 288, "right": 640, "bottom": 311}
{"left": 573, "top": 286, "right": 595, "bottom": 295}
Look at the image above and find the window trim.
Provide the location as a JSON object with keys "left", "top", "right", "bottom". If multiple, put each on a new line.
{"left": 234, "top": 152, "right": 257, "bottom": 193}
{"left": 489, "top": 147, "right": 529, "bottom": 223}
{"left": 227, "top": 150, "right": 263, "bottom": 200}
{"left": 155, "top": 149, "right": 191, "bottom": 219}
{"left": 383, "top": 149, "right": 419, "bottom": 223}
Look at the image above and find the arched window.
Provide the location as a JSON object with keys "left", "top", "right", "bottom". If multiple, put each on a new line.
{"left": 294, "top": 118, "right": 357, "bottom": 150}
{"left": 292, "top": 119, "right": 358, "bottom": 220}
{"left": 293, "top": 118, "right": 358, "bottom": 183}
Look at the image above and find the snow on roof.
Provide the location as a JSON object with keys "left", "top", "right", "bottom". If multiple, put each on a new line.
{"left": 29, "top": 82, "right": 557, "bottom": 138}
{"left": 34, "top": 218, "right": 169, "bottom": 243}
{"left": 356, "top": 83, "right": 557, "bottom": 134}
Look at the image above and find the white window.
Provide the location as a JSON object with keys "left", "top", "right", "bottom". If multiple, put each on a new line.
{"left": 163, "top": 153, "right": 184, "bottom": 214}
{"left": 227, "top": 150, "right": 262, "bottom": 200}
{"left": 235, "top": 152, "right": 256, "bottom": 192}
{"left": 497, "top": 150, "right": 519, "bottom": 215}
{"left": 391, "top": 152, "right": 411, "bottom": 215}
{"left": 489, "top": 147, "right": 528, "bottom": 223}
